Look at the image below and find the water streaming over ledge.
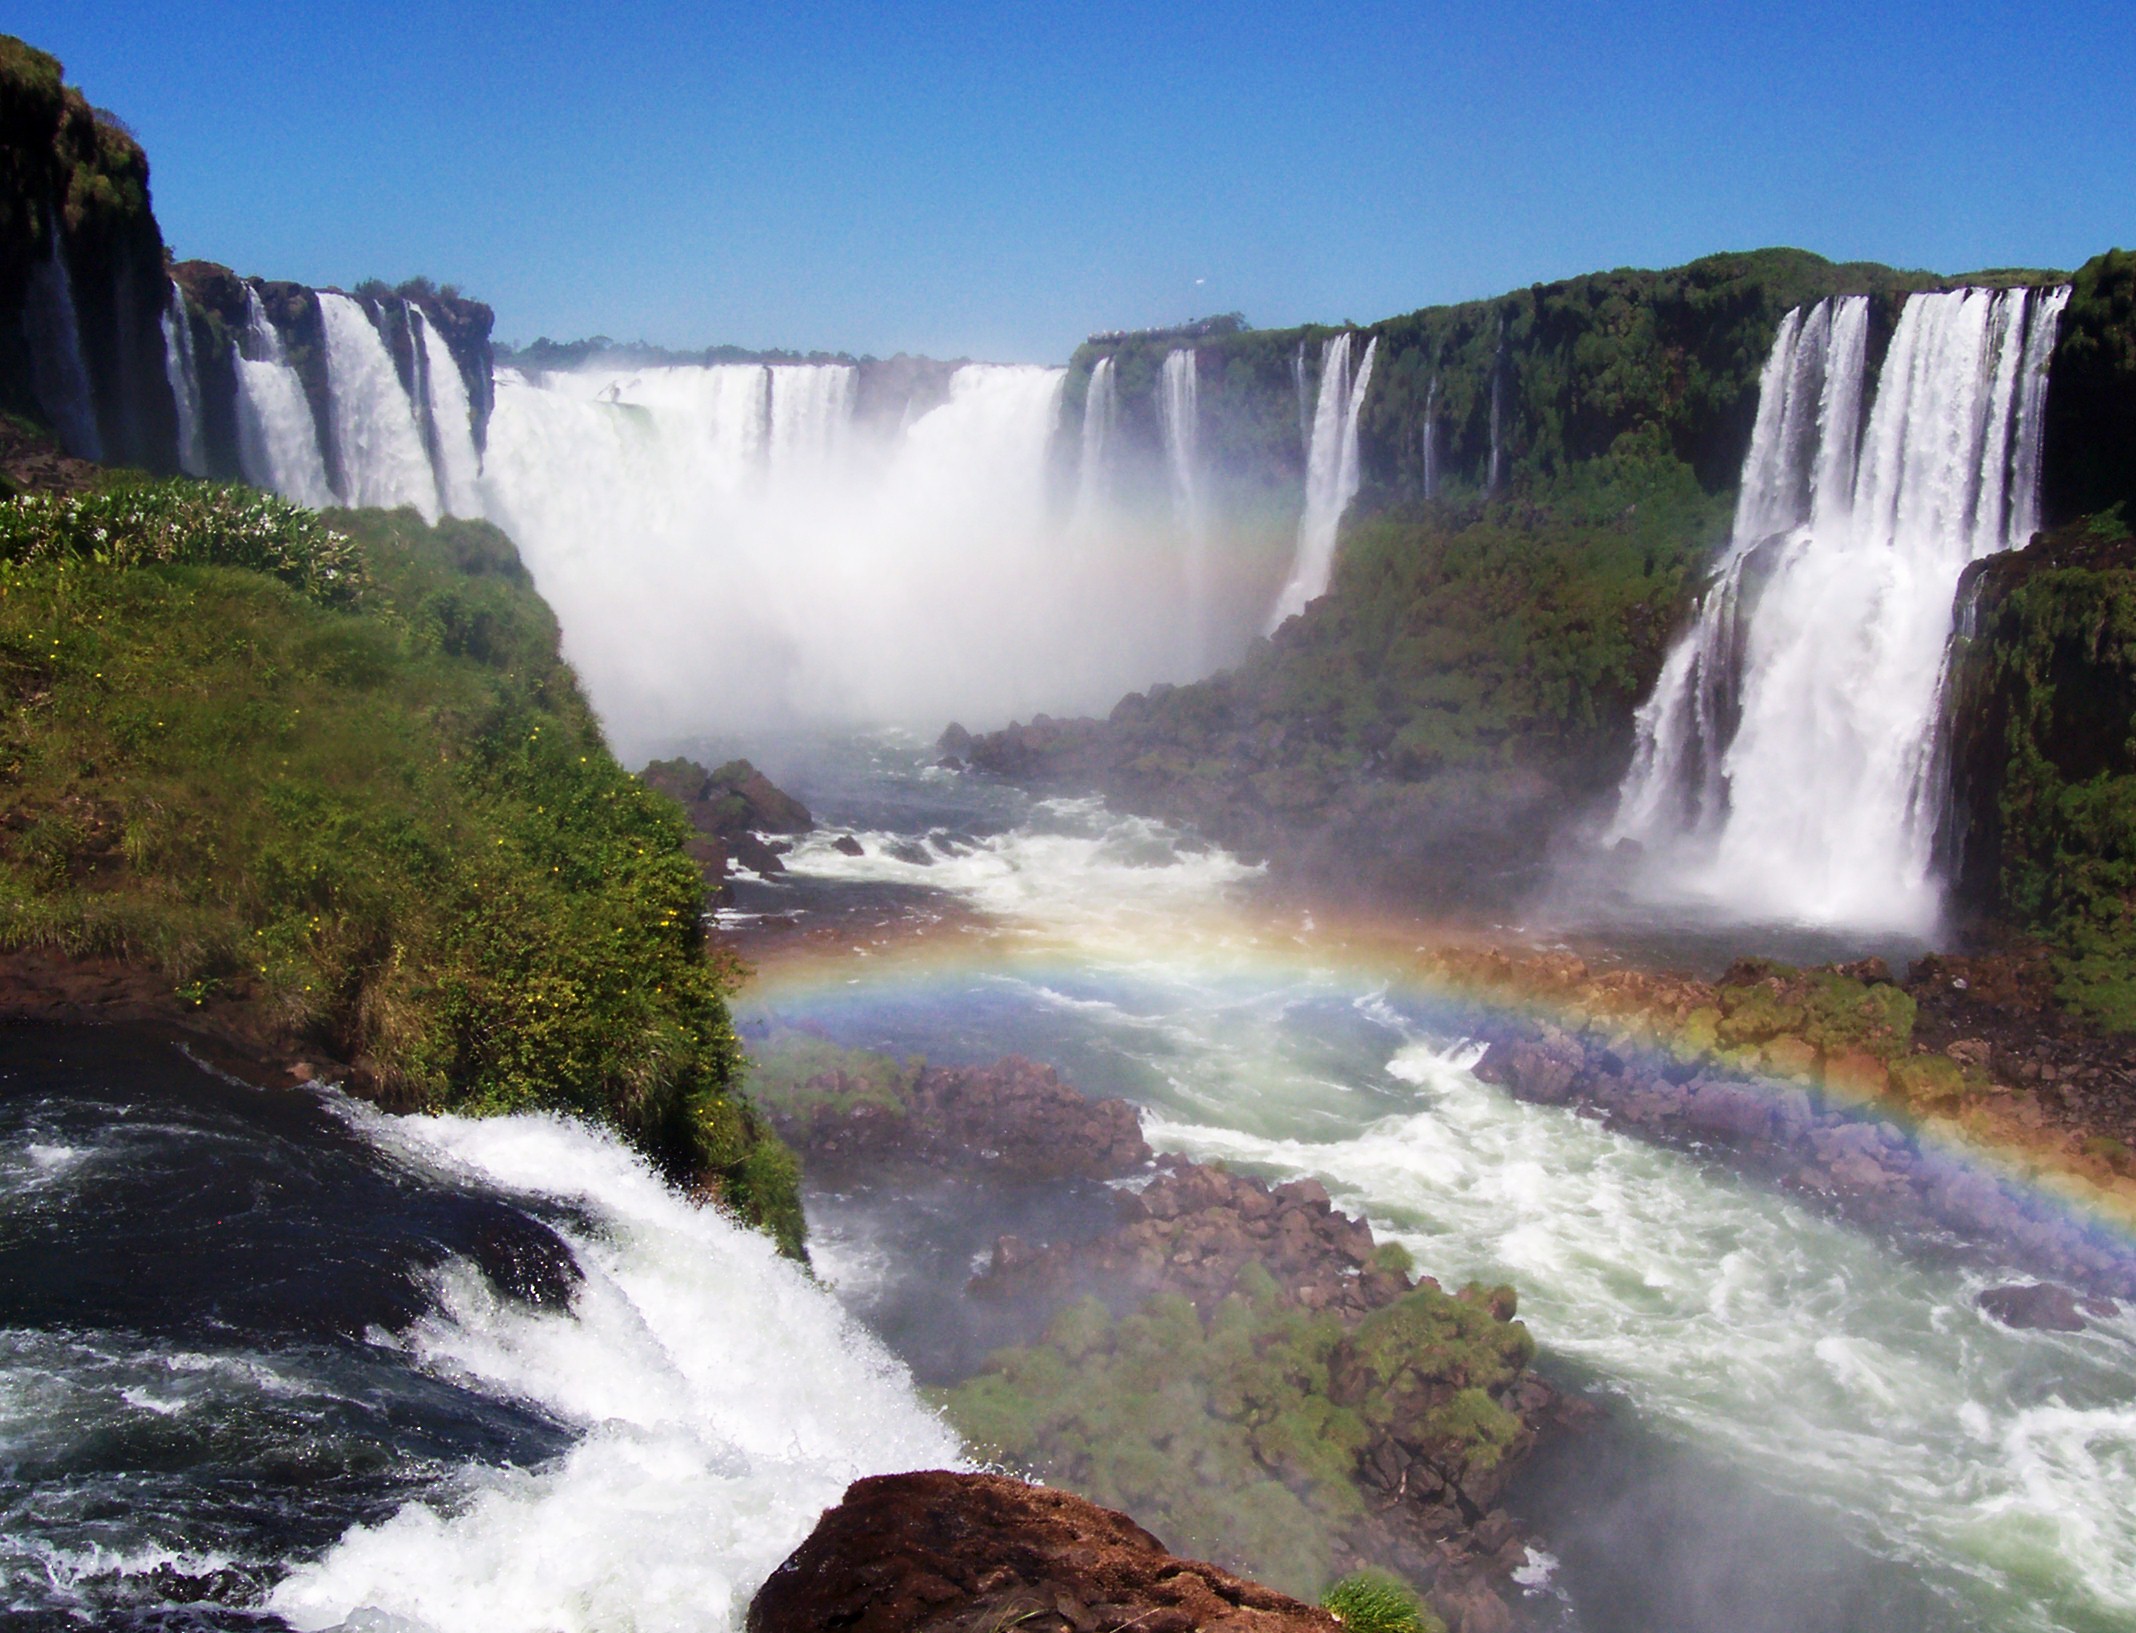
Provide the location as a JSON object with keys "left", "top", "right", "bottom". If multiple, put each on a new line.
{"left": 1609, "top": 285, "right": 2071, "bottom": 935}
{"left": 1268, "top": 331, "right": 1377, "bottom": 630}
{"left": 234, "top": 289, "right": 335, "bottom": 508}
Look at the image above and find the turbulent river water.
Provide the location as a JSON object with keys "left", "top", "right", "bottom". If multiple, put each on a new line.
{"left": 5, "top": 734, "right": 2134, "bottom": 1632}
{"left": 723, "top": 734, "right": 2136, "bottom": 1633}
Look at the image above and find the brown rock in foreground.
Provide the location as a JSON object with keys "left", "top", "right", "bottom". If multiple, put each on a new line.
{"left": 747, "top": 1471, "right": 1340, "bottom": 1633}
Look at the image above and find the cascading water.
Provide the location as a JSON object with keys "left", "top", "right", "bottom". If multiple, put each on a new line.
{"left": 1071, "top": 355, "right": 1116, "bottom": 526}
{"left": 1420, "top": 375, "right": 1439, "bottom": 500}
{"left": 1609, "top": 284, "right": 2071, "bottom": 933}
{"left": 318, "top": 292, "right": 442, "bottom": 518}
{"left": 1266, "top": 331, "right": 1377, "bottom": 630}
{"left": 768, "top": 363, "right": 854, "bottom": 483}
{"left": 21, "top": 220, "right": 102, "bottom": 461}
{"left": 1293, "top": 341, "right": 1312, "bottom": 456}
{"left": 0, "top": 1026, "right": 960, "bottom": 1633}
{"left": 412, "top": 305, "right": 484, "bottom": 516}
{"left": 1158, "top": 349, "right": 1210, "bottom": 666}
{"left": 234, "top": 289, "right": 335, "bottom": 508}
{"left": 159, "top": 282, "right": 207, "bottom": 477}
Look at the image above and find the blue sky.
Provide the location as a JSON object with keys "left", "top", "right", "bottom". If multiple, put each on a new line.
{"left": 20, "top": 0, "right": 2133, "bottom": 360}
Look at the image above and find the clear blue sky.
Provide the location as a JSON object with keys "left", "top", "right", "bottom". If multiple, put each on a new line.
{"left": 18, "top": 0, "right": 2132, "bottom": 360}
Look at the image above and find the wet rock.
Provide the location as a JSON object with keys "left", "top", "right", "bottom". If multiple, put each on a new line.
{"left": 776, "top": 1056, "right": 1151, "bottom": 1183}
{"left": 747, "top": 1470, "right": 1339, "bottom": 1633}
{"left": 1977, "top": 1282, "right": 2090, "bottom": 1331}
{"left": 830, "top": 834, "right": 865, "bottom": 856}
{"left": 937, "top": 721, "right": 975, "bottom": 757}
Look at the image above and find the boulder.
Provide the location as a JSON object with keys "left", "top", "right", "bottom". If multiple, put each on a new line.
{"left": 1977, "top": 1282, "right": 2091, "bottom": 1332}
{"left": 747, "top": 1471, "right": 1339, "bottom": 1633}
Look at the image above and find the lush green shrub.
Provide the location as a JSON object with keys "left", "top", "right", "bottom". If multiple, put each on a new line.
{"left": 1322, "top": 1569, "right": 1444, "bottom": 1633}
{"left": 0, "top": 483, "right": 366, "bottom": 605}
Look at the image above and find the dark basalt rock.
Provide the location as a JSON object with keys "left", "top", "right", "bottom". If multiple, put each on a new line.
{"left": 746, "top": 1470, "right": 1340, "bottom": 1633}
{"left": 1976, "top": 1282, "right": 2116, "bottom": 1332}
{"left": 639, "top": 755, "right": 813, "bottom": 897}
{"left": 831, "top": 833, "right": 864, "bottom": 856}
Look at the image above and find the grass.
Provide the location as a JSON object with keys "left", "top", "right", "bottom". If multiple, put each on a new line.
{"left": 0, "top": 482, "right": 803, "bottom": 1254}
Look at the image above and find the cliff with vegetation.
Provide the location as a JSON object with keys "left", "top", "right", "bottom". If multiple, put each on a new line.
{"left": 0, "top": 479, "right": 802, "bottom": 1252}
{"left": 1946, "top": 510, "right": 2136, "bottom": 1030}
{"left": 0, "top": 35, "right": 177, "bottom": 469}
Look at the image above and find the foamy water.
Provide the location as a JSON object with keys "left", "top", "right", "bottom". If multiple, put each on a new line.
{"left": 742, "top": 755, "right": 2136, "bottom": 1632}
{"left": 270, "top": 1110, "right": 962, "bottom": 1633}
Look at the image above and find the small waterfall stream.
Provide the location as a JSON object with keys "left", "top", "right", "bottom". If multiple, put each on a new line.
{"left": 159, "top": 281, "right": 207, "bottom": 477}
{"left": 234, "top": 290, "right": 335, "bottom": 508}
{"left": 21, "top": 221, "right": 102, "bottom": 461}
{"left": 1609, "top": 284, "right": 2072, "bottom": 932}
{"left": 1158, "top": 348, "right": 1209, "bottom": 667}
{"left": 1266, "top": 331, "right": 1377, "bottom": 630}
{"left": 1072, "top": 354, "right": 1116, "bottom": 527}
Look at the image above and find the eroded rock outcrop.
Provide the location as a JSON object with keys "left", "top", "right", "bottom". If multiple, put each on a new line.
{"left": 747, "top": 1471, "right": 1341, "bottom": 1633}
{"left": 641, "top": 756, "right": 813, "bottom": 899}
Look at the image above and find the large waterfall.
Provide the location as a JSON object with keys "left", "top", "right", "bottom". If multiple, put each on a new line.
{"left": 1266, "top": 331, "right": 1377, "bottom": 631}
{"left": 1609, "top": 284, "right": 2071, "bottom": 933}
{"left": 474, "top": 357, "right": 1238, "bottom": 747}
{"left": 161, "top": 287, "right": 1375, "bottom": 737}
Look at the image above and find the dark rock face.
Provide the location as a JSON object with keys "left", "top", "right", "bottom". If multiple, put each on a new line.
{"left": 640, "top": 755, "right": 813, "bottom": 899}
{"left": 1976, "top": 1282, "right": 2115, "bottom": 1332}
{"left": 778, "top": 1054, "right": 1151, "bottom": 1183}
{"left": 0, "top": 36, "right": 179, "bottom": 472}
{"left": 746, "top": 1471, "right": 1341, "bottom": 1633}
{"left": 2041, "top": 250, "right": 2136, "bottom": 526}
{"left": 1942, "top": 515, "right": 2136, "bottom": 1030}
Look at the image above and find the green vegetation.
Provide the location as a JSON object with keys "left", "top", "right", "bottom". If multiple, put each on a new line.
{"left": 1948, "top": 510, "right": 2136, "bottom": 1029}
{"left": 1322, "top": 1570, "right": 1444, "bottom": 1633}
{"left": 2043, "top": 251, "right": 2136, "bottom": 525}
{"left": 941, "top": 1274, "right": 1535, "bottom": 1599}
{"left": 1093, "top": 443, "right": 1727, "bottom": 833}
{"left": 0, "top": 482, "right": 802, "bottom": 1253}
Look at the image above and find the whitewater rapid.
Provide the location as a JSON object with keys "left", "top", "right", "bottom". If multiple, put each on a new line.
{"left": 270, "top": 1109, "right": 962, "bottom": 1633}
{"left": 0, "top": 1028, "right": 958, "bottom": 1633}
{"left": 740, "top": 740, "right": 2136, "bottom": 1633}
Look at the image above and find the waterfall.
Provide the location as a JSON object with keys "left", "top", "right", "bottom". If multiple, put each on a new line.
{"left": 159, "top": 281, "right": 206, "bottom": 477}
{"left": 1293, "top": 341, "right": 1312, "bottom": 457}
{"left": 21, "top": 221, "right": 102, "bottom": 461}
{"left": 473, "top": 358, "right": 1253, "bottom": 742}
{"left": 318, "top": 292, "right": 442, "bottom": 518}
{"left": 1071, "top": 355, "right": 1116, "bottom": 524}
{"left": 410, "top": 307, "right": 484, "bottom": 516}
{"left": 1421, "top": 375, "right": 1439, "bottom": 500}
{"left": 1158, "top": 349, "right": 1209, "bottom": 666}
{"left": 1486, "top": 342, "right": 1505, "bottom": 495}
{"left": 767, "top": 363, "right": 855, "bottom": 483}
{"left": 234, "top": 289, "right": 334, "bottom": 508}
{"left": 1608, "top": 285, "right": 2071, "bottom": 933}
{"left": 1265, "top": 332, "right": 1378, "bottom": 631}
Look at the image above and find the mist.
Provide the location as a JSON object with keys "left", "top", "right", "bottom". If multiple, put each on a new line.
{"left": 476, "top": 358, "right": 1292, "bottom": 760}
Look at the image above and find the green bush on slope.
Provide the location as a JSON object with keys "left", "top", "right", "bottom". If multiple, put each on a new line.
{"left": 0, "top": 484, "right": 803, "bottom": 1254}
